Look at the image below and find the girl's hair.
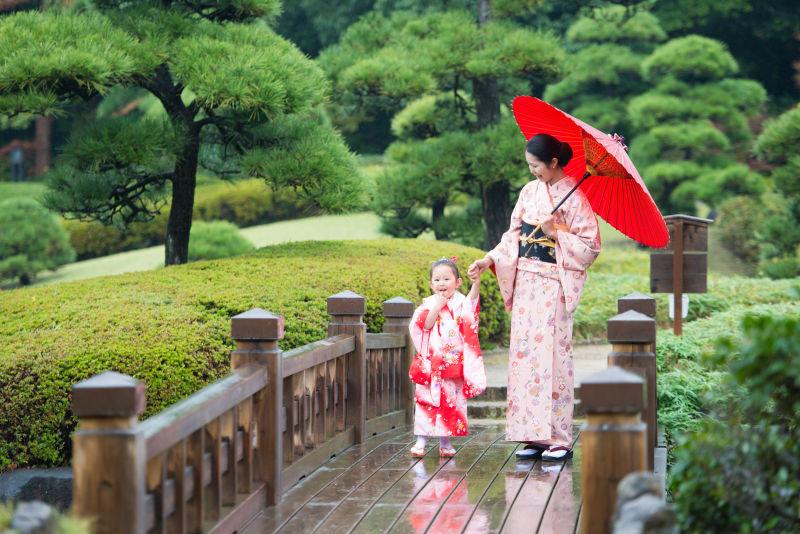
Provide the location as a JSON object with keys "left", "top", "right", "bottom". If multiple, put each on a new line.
{"left": 430, "top": 257, "right": 460, "bottom": 279}
{"left": 526, "top": 133, "right": 573, "bottom": 167}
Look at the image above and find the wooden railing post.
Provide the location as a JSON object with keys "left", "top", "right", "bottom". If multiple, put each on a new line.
{"left": 231, "top": 308, "right": 285, "bottom": 505}
{"left": 327, "top": 290, "right": 367, "bottom": 443}
{"left": 72, "top": 371, "right": 147, "bottom": 534}
{"left": 382, "top": 297, "right": 415, "bottom": 425}
{"left": 579, "top": 367, "right": 647, "bottom": 534}
{"left": 617, "top": 292, "right": 658, "bottom": 464}
{"left": 607, "top": 308, "right": 657, "bottom": 470}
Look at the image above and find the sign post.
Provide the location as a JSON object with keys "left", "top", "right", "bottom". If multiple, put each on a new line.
{"left": 650, "top": 215, "right": 711, "bottom": 335}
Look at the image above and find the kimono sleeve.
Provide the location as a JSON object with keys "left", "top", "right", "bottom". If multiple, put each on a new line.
{"left": 486, "top": 185, "right": 526, "bottom": 311}
{"left": 408, "top": 303, "right": 432, "bottom": 385}
{"left": 555, "top": 189, "right": 601, "bottom": 272}
{"left": 460, "top": 294, "right": 486, "bottom": 398}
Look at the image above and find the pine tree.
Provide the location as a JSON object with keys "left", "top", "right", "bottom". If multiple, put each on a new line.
{"left": 319, "top": 1, "right": 565, "bottom": 248}
{"left": 543, "top": 4, "right": 666, "bottom": 136}
{"left": 628, "top": 35, "right": 767, "bottom": 214}
{"left": 0, "top": 2, "right": 363, "bottom": 265}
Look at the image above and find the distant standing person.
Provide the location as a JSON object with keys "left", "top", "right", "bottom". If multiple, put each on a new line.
{"left": 10, "top": 142, "right": 25, "bottom": 182}
{"left": 468, "top": 133, "right": 600, "bottom": 462}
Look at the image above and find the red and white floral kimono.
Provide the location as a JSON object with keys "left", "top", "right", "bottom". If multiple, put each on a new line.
{"left": 488, "top": 176, "right": 600, "bottom": 447}
{"left": 408, "top": 291, "right": 486, "bottom": 437}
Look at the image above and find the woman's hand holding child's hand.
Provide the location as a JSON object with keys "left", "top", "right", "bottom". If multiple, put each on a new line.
{"left": 468, "top": 257, "right": 492, "bottom": 279}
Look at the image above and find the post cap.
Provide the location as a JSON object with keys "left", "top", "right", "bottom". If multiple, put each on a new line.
{"left": 607, "top": 310, "right": 656, "bottom": 344}
{"left": 618, "top": 292, "right": 656, "bottom": 318}
{"left": 383, "top": 297, "right": 414, "bottom": 318}
{"left": 578, "top": 367, "right": 645, "bottom": 413}
{"left": 327, "top": 290, "right": 366, "bottom": 316}
{"left": 72, "top": 371, "right": 146, "bottom": 418}
{"left": 231, "top": 308, "right": 284, "bottom": 341}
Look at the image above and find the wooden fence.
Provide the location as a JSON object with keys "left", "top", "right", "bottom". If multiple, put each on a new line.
{"left": 70, "top": 291, "right": 415, "bottom": 534}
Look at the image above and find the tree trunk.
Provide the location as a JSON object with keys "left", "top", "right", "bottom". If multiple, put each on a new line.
{"left": 472, "top": 0, "right": 509, "bottom": 249}
{"left": 165, "top": 133, "right": 200, "bottom": 265}
{"left": 481, "top": 181, "right": 511, "bottom": 248}
{"left": 33, "top": 116, "right": 52, "bottom": 177}
{"left": 431, "top": 198, "right": 447, "bottom": 240}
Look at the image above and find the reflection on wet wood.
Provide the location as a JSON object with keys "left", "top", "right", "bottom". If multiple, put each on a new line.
{"left": 242, "top": 424, "right": 584, "bottom": 534}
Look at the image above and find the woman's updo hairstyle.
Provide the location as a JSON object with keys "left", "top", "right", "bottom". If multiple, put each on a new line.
{"left": 525, "top": 133, "right": 573, "bottom": 168}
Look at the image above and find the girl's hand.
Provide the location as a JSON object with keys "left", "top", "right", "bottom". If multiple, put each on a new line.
{"left": 468, "top": 257, "right": 492, "bottom": 279}
{"left": 430, "top": 293, "right": 448, "bottom": 310}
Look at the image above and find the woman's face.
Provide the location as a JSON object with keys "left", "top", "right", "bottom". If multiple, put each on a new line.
{"left": 526, "top": 151, "right": 558, "bottom": 183}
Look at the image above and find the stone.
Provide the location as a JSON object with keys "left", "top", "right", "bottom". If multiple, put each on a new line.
{"left": 0, "top": 468, "right": 72, "bottom": 511}
{"left": 10, "top": 501, "right": 55, "bottom": 534}
{"left": 613, "top": 472, "right": 677, "bottom": 534}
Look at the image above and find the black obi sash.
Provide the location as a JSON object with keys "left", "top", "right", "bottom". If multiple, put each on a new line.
{"left": 519, "top": 221, "right": 556, "bottom": 264}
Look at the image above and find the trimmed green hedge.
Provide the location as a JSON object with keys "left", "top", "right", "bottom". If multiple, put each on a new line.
{"left": 0, "top": 239, "right": 505, "bottom": 471}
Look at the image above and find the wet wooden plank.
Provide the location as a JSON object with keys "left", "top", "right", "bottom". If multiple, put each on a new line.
{"left": 500, "top": 428, "right": 582, "bottom": 533}
{"left": 389, "top": 429, "right": 507, "bottom": 533}
{"left": 462, "top": 443, "right": 528, "bottom": 534}
{"left": 276, "top": 441, "right": 413, "bottom": 532}
{"left": 350, "top": 427, "right": 498, "bottom": 533}
{"left": 241, "top": 427, "right": 412, "bottom": 534}
{"left": 426, "top": 442, "right": 518, "bottom": 532}
{"left": 539, "top": 435, "right": 582, "bottom": 534}
{"left": 499, "top": 460, "right": 562, "bottom": 532}
{"left": 282, "top": 427, "right": 355, "bottom": 492}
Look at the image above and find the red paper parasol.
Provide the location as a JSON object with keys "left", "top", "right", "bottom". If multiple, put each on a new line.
{"left": 512, "top": 96, "right": 669, "bottom": 248}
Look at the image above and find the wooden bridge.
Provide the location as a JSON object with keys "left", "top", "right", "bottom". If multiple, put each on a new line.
{"left": 70, "top": 291, "right": 661, "bottom": 533}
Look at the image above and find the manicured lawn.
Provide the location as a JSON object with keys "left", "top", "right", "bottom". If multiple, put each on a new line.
{"left": 0, "top": 181, "right": 47, "bottom": 201}
{"left": 33, "top": 212, "right": 388, "bottom": 285}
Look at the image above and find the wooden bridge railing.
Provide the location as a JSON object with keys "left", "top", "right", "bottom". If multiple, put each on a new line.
{"left": 70, "top": 291, "right": 415, "bottom": 534}
{"left": 579, "top": 292, "right": 659, "bottom": 534}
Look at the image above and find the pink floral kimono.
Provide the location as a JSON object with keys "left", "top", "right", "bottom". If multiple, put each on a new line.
{"left": 488, "top": 177, "right": 600, "bottom": 447}
{"left": 408, "top": 291, "right": 486, "bottom": 437}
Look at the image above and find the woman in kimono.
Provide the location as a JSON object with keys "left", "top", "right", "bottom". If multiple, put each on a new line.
{"left": 408, "top": 258, "right": 486, "bottom": 457}
{"left": 468, "top": 134, "right": 600, "bottom": 461}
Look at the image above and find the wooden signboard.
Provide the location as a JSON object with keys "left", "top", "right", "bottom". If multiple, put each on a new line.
{"left": 650, "top": 254, "right": 707, "bottom": 293}
{"left": 650, "top": 215, "right": 712, "bottom": 335}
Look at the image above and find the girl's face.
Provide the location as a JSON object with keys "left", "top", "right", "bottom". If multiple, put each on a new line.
{"left": 526, "top": 151, "right": 559, "bottom": 184}
{"left": 430, "top": 264, "right": 462, "bottom": 300}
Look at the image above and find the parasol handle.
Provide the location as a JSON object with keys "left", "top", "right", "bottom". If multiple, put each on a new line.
{"left": 549, "top": 171, "right": 591, "bottom": 215}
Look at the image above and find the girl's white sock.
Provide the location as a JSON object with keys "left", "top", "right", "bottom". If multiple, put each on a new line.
{"left": 439, "top": 437, "right": 453, "bottom": 449}
{"left": 414, "top": 436, "right": 427, "bottom": 449}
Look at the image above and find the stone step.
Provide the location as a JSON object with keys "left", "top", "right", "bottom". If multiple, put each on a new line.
{"left": 482, "top": 386, "right": 507, "bottom": 401}
{"left": 467, "top": 400, "right": 506, "bottom": 419}
{"left": 468, "top": 386, "right": 585, "bottom": 419}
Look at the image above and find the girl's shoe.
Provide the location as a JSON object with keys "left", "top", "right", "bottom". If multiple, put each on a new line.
{"left": 410, "top": 444, "right": 426, "bottom": 458}
{"left": 439, "top": 447, "right": 457, "bottom": 458}
{"left": 515, "top": 443, "right": 546, "bottom": 460}
{"left": 541, "top": 446, "right": 573, "bottom": 462}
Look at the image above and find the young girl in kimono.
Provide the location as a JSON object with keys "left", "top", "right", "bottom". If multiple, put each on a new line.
{"left": 408, "top": 257, "right": 486, "bottom": 458}
{"left": 468, "top": 134, "right": 600, "bottom": 462}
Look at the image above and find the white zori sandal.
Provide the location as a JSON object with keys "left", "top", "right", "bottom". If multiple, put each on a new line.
{"left": 541, "top": 445, "right": 573, "bottom": 462}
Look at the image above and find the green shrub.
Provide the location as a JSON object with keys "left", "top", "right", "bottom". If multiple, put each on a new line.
{"left": 670, "top": 312, "right": 800, "bottom": 532}
{"left": 760, "top": 255, "right": 800, "bottom": 280}
{"left": 0, "top": 198, "right": 75, "bottom": 285}
{"left": 0, "top": 239, "right": 507, "bottom": 471}
{"left": 715, "top": 195, "right": 761, "bottom": 265}
{"left": 656, "top": 301, "right": 800, "bottom": 444}
{"left": 188, "top": 221, "right": 254, "bottom": 261}
{"left": 64, "top": 179, "right": 316, "bottom": 260}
